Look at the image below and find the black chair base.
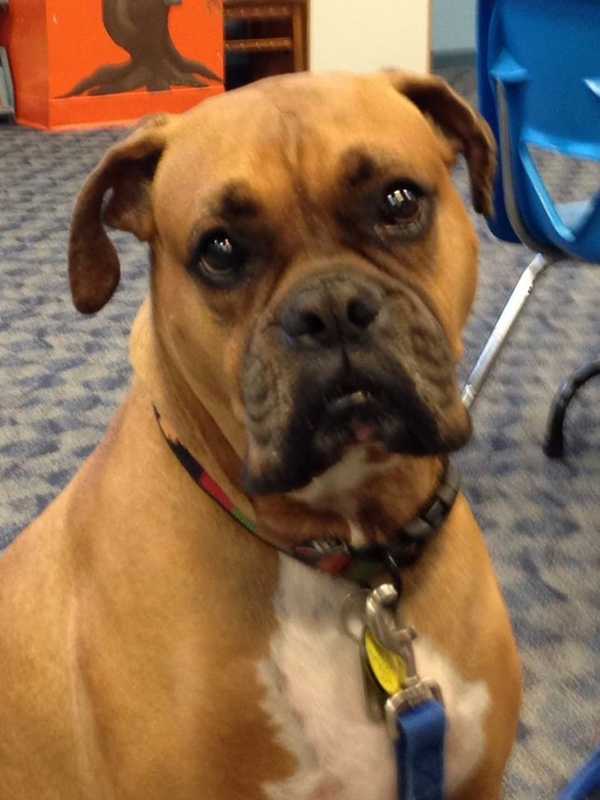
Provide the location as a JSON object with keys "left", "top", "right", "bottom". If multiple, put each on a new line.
{"left": 544, "top": 361, "right": 600, "bottom": 458}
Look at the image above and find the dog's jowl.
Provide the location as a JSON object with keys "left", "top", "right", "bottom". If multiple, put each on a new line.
{"left": 0, "top": 71, "right": 521, "bottom": 800}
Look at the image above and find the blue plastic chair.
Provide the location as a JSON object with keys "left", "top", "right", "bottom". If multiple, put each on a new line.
{"left": 462, "top": 0, "right": 600, "bottom": 449}
{"left": 559, "top": 748, "right": 600, "bottom": 800}
{"left": 465, "top": 4, "right": 600, "bottom": 797}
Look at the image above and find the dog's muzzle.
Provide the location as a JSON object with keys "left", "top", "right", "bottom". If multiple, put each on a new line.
{"left": 242, "top": 271, "right": 471, "bottom": 495}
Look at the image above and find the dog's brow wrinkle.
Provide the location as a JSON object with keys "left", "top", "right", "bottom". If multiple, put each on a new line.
{"left": 270, "top": 106, "right": 322, "bottom": 232}
{"left": 219, "top": 182, "right": 261, "bottom": 219}
{"left": 342, "top": 149, "right": 378, "bottom": 187}
{"left": 276, "top": 108, "right": 305, "bottom": 174}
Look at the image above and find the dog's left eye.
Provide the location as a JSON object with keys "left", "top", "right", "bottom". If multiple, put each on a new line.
{"left": 191, "top": 229, "right": 248, "bottom": 286}
{"left": 381, "top": 183, "right": 423, "bottom": 224}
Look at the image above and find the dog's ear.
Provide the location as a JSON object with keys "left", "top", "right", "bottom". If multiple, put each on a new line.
{"left": 69, "top": 115, "right": 172, "bottom": 314}
{"left": 386, "top": 72, "right": 496, "bottom": 217}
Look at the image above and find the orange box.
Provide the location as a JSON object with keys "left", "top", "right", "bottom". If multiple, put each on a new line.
{"left": 5, "top": 0, "right": 223, "bottom": 130}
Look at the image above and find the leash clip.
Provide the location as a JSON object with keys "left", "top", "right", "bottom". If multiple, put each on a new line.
{"left": 363, "top": 583, "right": 444, "bottom": 739}
{"left": 365, "top": 583, "right": 416, "bottom": 668}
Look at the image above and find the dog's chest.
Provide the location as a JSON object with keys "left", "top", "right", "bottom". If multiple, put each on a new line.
{"left": 258, "top": 557, "right": 490, "bottom": 800}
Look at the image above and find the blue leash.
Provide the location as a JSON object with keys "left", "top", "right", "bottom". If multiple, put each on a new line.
{"left": 395, "top": 705, "right": 600, "bottom": 800}
{"left": 395, "top": 703, "right": 600, "bottom": 800}
{"left": 395, "top": 700, "right": 446, "bottom": 800}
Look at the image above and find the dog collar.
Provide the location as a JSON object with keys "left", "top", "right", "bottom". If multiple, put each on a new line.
{"left": 154, "top": 407, "right": 460, "bottom": 586}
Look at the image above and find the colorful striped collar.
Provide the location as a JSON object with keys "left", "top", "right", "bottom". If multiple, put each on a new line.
{"left": 154, "top": 407, "right": 460, "bottom": 587}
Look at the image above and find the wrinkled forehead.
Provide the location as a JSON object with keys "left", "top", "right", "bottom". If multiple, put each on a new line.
{"left": 153, "top": 73, "right": 445, "bottom": 241}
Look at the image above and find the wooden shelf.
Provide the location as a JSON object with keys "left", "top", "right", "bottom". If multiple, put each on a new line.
{"left": 225, "top": 5, "right": 294, "bottom": 21}
{"left": 226, "top": 36, "right": 292, "bottom": 52}
{"left": 223, "top": 0, "right": 307, "bottom": 76}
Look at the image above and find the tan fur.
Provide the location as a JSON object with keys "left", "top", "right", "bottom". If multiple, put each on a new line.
{"left": 0, "top": 71, "right": 520, "bottom": 799}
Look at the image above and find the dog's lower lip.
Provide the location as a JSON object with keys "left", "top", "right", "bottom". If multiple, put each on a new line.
{"left": 352, "top": 420, "right": 378, "bottom": 443}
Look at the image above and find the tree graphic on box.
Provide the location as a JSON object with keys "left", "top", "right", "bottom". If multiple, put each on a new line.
{"left": 65, "top": 0, "right": 222, "bottom": 96}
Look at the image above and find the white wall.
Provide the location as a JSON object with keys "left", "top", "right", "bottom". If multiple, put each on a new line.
{"left": 309, "top": 0, "right": 431, "bottom": 74}
{"left": 432, "top": 0, "right": 475, "bottom": 52}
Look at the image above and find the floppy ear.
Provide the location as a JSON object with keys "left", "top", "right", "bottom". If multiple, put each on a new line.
{"left": 386, "top": 72, "right": 496, "bottom": 217}
{"left": 68, "top": 115, "right": 172, "bottom": 314}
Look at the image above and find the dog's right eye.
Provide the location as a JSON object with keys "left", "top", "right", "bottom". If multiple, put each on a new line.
{"left": 191, "top": 229, "right": 248, "bottom": 287}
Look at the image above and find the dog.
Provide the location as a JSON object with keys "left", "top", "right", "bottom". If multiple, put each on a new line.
{"left": 0, "top": 70, "right": 521, "bottom": 799}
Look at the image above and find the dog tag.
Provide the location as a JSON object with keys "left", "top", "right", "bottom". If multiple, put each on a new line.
{"left": 363, "top": 628, "right": 407, "bottom": 697}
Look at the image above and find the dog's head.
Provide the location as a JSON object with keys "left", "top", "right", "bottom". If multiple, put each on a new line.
{"left": 69, "top": 71, "right": 495, "bottom": 498}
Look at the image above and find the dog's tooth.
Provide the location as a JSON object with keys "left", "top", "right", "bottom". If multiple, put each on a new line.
{"left": 352, "top": 391, "right": 369, "bottom": 404}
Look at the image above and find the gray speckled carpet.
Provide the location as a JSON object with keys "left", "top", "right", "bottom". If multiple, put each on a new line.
{"left": 2, "top": 68, "right": 600, "bottom": 798}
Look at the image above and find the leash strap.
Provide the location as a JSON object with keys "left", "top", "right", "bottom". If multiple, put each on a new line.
{"left": 560, "top": 749, "right": 600, "bottom": 800}
{"left": 395, "top": 701, "right": 446, "bottom": 800}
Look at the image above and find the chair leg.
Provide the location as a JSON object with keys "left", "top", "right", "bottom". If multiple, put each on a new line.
{"left": 544, "top": 361, "right": 600, "bottom": 458}
{"left": 462, "top": 252, "right": 554, "bottom": 409}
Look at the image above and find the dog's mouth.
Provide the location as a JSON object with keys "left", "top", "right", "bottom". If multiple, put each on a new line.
{"left": 313, "top": 375, "right": 445, "bottom": 455}
{"left": 316, "top": 384, "right": 416, "bottom": 449}
{"left": 243, "top": 368, "right": 470, "bottom": 496}
{"left": 327, "top": 388, "right": 386, "bottom": 422}
{"left": 323, "top": 389, "right": 380, "bottom": 441}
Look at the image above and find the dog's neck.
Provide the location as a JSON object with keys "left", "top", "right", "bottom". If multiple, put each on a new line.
{"left": 130, "top": 299, "right": 253, "bottom": 519}
{"left": 254, "top": 452, "right": 445, "bottom": 551}
{"left": 131, "top": 300, "right": 445, "bottom": 554}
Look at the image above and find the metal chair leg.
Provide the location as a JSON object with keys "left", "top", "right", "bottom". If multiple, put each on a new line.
{"left": 462, "top": 253, "right": 554, "bottom": 409}
{"left": 544, "top": 361, "right": 600, "bottom": 458}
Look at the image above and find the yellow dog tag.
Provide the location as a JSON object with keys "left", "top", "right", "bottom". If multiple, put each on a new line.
{"left": 364, "top": 629, "right": 407, "bottom": 697}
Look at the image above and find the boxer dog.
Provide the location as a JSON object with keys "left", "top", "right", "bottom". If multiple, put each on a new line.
{"left": 0, "top": 71, "right": 521, "bottom": 799}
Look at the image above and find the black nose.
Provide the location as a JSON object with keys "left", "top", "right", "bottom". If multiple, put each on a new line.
{"left": 279, "top": 273, "right": 383, "bottom": 349}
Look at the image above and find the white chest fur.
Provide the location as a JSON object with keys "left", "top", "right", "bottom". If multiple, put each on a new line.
{"left": 259, "top": 557, "right": 490, "bottom": 800}
{"left": 290, "top": 446, "right": 398, "bottom": 519}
